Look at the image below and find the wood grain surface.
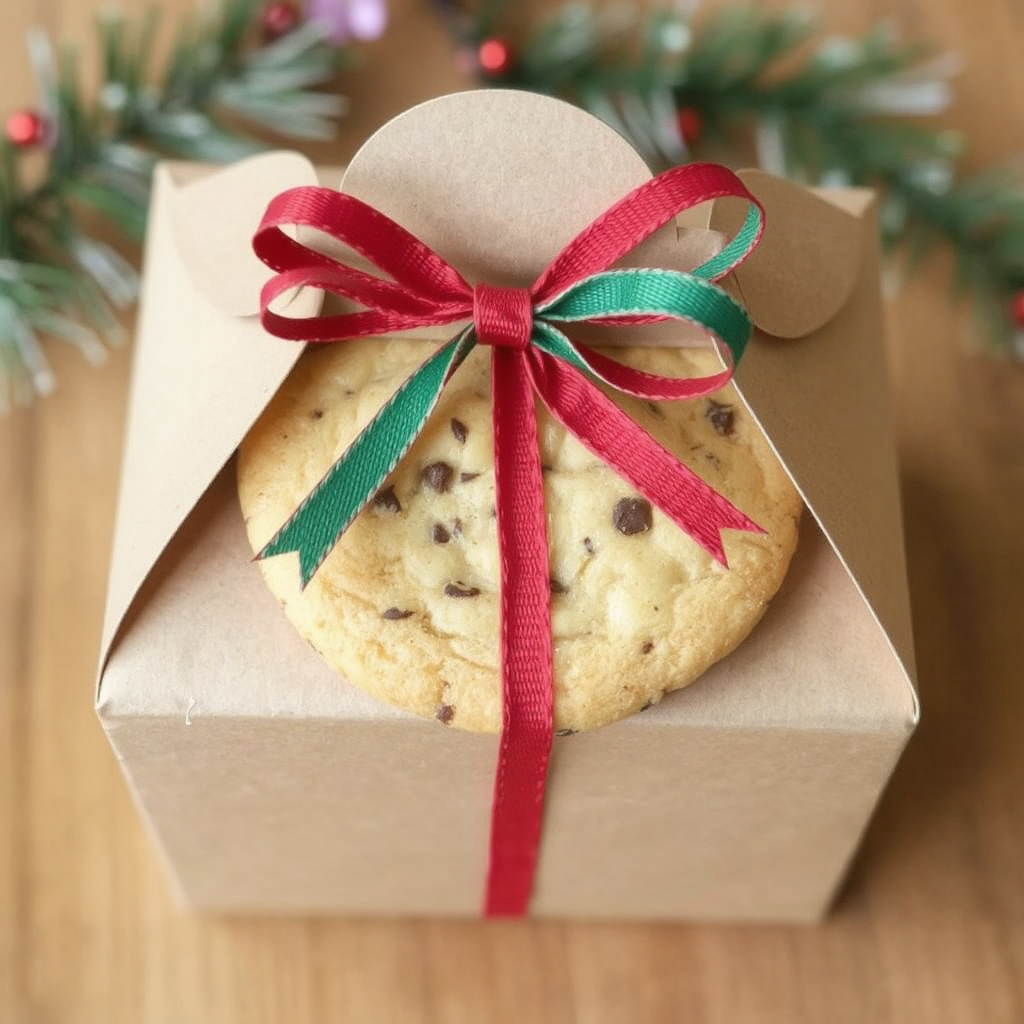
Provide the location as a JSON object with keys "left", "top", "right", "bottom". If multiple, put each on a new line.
{"left": 2, "top": 1, "right": 1023, "bottom": 1021}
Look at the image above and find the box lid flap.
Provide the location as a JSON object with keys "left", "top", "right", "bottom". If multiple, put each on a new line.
{"left": 98, "top": 155, "right": 322, "bottom": 665}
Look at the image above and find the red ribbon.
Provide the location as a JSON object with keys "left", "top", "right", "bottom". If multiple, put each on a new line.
{"left": 254, "top": 163, "right": 764, "bottom": 916}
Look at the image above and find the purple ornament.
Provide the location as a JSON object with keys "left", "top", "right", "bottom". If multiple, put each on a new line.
{"left": 307, "top": 0, "right": 387, "bottom": 43}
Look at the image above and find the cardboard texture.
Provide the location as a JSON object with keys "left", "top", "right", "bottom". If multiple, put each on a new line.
{"left": 97, "top": 92, "right": 918, "bottom": 920}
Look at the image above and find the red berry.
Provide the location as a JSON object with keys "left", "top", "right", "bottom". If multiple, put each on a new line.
{"left": 261, "top": 0, "right": 300, "bottom": 41}
{"left": 676, "top": 106, "right": 703, "bottom": 146}
{"left": 477, "top": 37, "right": 514, "bottom": 77}
{"left": 6, "top": 110, "right": 48, "bottom": 148}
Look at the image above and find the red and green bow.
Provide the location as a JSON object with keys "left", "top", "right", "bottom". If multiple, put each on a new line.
{"left": 253, "top": 162, "right": 765, "bottom": 917}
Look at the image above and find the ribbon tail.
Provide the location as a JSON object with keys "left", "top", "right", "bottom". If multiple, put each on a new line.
{"left": 484, "top": 346, "right": 554, "bottom": 918}
{"left": 259, "top": 330, "right": 474, "bottom": 586}
{"left": 528, "top": 349, "right": 763, "bottom": 566}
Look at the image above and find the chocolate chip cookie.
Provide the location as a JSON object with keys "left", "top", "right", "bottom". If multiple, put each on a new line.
{"left": 238, "top": 339, "right": 801, "bottom": 733}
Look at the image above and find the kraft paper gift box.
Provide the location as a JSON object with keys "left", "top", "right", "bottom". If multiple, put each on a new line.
{"left": 96, "top": 92, "right": 918, "bottom": 920}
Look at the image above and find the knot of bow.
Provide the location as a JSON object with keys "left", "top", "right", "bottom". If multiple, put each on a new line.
{"left": 252, "top": 161, "right": 766, "bottom": 918}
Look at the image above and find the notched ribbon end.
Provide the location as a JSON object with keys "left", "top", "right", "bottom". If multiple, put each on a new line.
{"left": 255, "top": 535, "right": 323, "bottom": 592}
{"left": 705, "top": 512, "right": 768, "bottom": 568}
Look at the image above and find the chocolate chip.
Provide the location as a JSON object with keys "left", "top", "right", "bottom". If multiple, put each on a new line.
{"left": 382, "top": 607, "right": 414, "bottom": 620}
{"left": 583, "top": 536, "right": 595, "bottom": 555}
{"left": 432, "top": 523, "right": 450, "bottom": 544}
{"left": 373, "top": 485, "right": 401, "bottom": 514}
{"left": 556, "top": 728, "right": 577, "bottom": 737}
{"left": 444, "top": 582, "right": 480, "bottom": 598}
{"left": 705, "top": 399, "right": 735, "bottom": 436}
{"left": 452, "top": 518, "right": 463, "bottom": 538}
{"left": 642, "top": 641, "right": 654, "bottom": 654}
{"left": 612, "top": 497, "right": 652, "bottom": 535}
{"left": 436, "top": 704, "right": 455, "bottom": 725}
{"left": 550, "top": 577, "right": 568, "bottom": 595}
{"left": 422, "top": 461, "right": 453, "bottom": 493}
{"left": 450, "top": 418, "right": 468, "bottom": 444}
{"left": 460, "top": 471, "right": 481, "bottom": 483}
{"left": 310, "top": 409, "right": 324, "bottom": 420}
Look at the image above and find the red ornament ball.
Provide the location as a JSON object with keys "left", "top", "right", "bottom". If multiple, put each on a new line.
{"left": 260, "top": 0, "right": 300, "bottom": 41}
{"left": 1011, "top": 290, "right": 1024, "bottom": 327}
{"left": 676, "top": 106, "right": 703, "bottom": 146}
{"left": 6, "top": 109, "right": 49, "bottom": 149}
{"left": 477, "top": 37, "right": 514, "bottom": 77}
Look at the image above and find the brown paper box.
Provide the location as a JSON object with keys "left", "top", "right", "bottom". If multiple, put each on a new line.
{"left": 96, "top": 92, "right": 917, "bottom": 920}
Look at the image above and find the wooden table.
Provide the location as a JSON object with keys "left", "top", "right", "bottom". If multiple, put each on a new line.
{"left": 2, "top": 1, "right": 1023, "bottom": 1021}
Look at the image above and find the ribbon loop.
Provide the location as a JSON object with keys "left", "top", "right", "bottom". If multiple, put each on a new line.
{"left": 473, "top": 284, "right": 534, "bottom": 350}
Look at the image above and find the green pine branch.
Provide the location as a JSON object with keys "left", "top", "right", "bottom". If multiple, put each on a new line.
{"left": 0, "top": 0, "right": 347, "bottom": 410}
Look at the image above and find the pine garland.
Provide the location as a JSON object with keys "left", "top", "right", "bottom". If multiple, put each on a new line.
{"left": 0, "top": 0, "right": 345, "bottom": 410}
{"left": 448, "top": 2, "right": 1024, "bottom": 357}
{"left": 4, "top": 0, "right": 1022, "bottom": 410}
